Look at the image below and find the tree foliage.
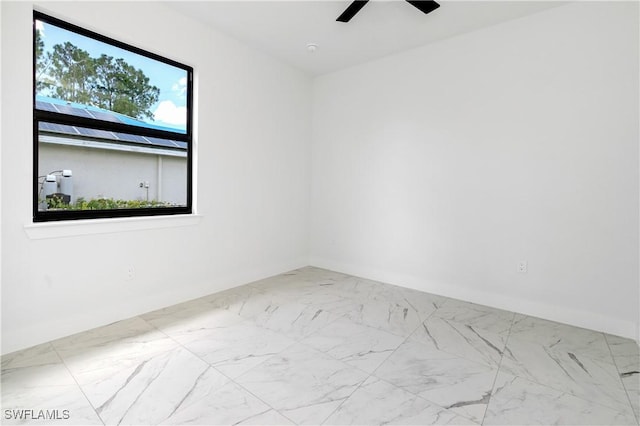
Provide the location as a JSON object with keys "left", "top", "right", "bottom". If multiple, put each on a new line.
{"left": 49, "top": 42, "right": 94, "bottom": 105}
{"left": 35, "top": 29, "right": 53, "bottom": 92}
{"left": 35, "top": 34, "right": 160, "bottom": 120}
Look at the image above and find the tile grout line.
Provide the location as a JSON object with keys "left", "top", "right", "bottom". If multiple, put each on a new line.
{"left": 603, "top": 333, "right": 640, "bottom": 425}
{"left": 137, "top": 313, "right": 300, "bottom": 424}
{"left": 224, "top": 281, "right": 376, "bottom": 425}
{"left": 302, "top": 285, "right": 454, "bottom": 423}
{"left": 484, "top": 319, "right": 638, "bottom": 425}
{"left": 49, "top": 342, "right": 106, "bottom": 426}
{"left": 245, "top": 284, "right": 424, "bottom": 424}
{"left": 315, "top": 364, "right": 368, "bottom": 425}
{"left": 139, "top": 278, "right": 366, "bottom": 423}
{"left": 221, "top": 315, "right": 378, "bottom": 426}
{"left": 399, "top": 294, "right": 489, "bottom": 424}
{"left": 239, "top": 276, "right": 420, "bottom": 424}
{"left": 227, "top": 370, "right": 299, "bottom": 426}
{"left": 479, "top": 312, "right": 516, "bottom": 426}
{"left": 500, "top": 328, "right": 638, "bottom": 418}
{"left": 259, "top": 278, "right": 395, "bottom": 425}
{"left": 367, "top": 307, "right": 427, "bottom": 379}
{"left": 317, "top": 317, "right": 424, "bottom": 425}
{"left": 6, "top": 267, "right": 633, "bottom": 426}
{"left": 361, "top": 306, "right": 473, "bottom": 418}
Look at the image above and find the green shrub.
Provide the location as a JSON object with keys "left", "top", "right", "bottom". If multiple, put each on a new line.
{"left": 47, "top": 197, "right": 176, "bottom": 210}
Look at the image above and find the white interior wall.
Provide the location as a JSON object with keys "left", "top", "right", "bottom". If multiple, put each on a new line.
{"left": 2, "top": 1, "right": 638, "bottom": 354}
{"left": 310, "top": 1, "right": 639, "bottom": 339}
{"left": 1, "top": 1, "right": 312, "bottom": 354}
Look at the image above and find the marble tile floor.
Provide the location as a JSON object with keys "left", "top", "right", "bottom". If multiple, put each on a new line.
{"left": 1, "top": 266, "right": 638, "bottom": 425}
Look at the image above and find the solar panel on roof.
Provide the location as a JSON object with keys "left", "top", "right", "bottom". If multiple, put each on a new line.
{"left": 114, "top": 132, "right": 150, "bottom": 144}
{"left": 37, "top": 103, "right": 187, "bottom": 152}
{"left": 53, "top": 104, "right": 94, "bottom": 118}
{"left": 87, "top": 110, "right": 124, "bottom": 123}
{"left": 174, "top": 141, "right": 188, "bottom": 149}
{"left": 145, "top": 137, "right": 182, "bottom": 149}
{"left": 35, "top": 101, "right": 58, "bottom": 112}
{"left": 36, "top": 96, "right": 181, "bottom": 134}
{"left": 75, "top": 127, "right": 116, "bottom": 139}
{"left": 38, "top": 122, "right": 79, "bottom": 135}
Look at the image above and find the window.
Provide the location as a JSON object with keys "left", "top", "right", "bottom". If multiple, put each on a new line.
{"left": 33, "top": 11, "right": 193, "bottom": 222}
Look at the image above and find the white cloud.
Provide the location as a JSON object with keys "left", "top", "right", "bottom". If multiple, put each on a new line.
{"left": 35, "top": 20, "right": 45, "bottom": 36}
{"left": 174, "top": 76, "right": 187, "bottom": 88}
{"left": 153, "top": 100, "right": 186, "bottom": 126}
{"left": 172, "top": 77, "right": 187, "bottom": 97}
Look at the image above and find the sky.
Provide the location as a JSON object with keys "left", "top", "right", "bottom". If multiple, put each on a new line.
{"left": 36, "top": 19, "right": 188, "bottom": 133}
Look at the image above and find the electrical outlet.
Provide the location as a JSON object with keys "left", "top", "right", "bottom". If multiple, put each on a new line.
{"left": 517, "top": 260, "right": 528, "bottom": 273}
{"left": 126, "top": 265, "right": 135, "bottom": 281}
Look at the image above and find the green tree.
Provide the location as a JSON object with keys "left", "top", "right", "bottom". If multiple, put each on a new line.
{"left": 49, "top": 42, "right": 94, "bottom": 105}
{"left": 35, "top": 28, "right": 44, "bottom": 60}
{"left": 35, "top": 29, "right": 54, "bottom": 93}
{"left": 37, "top": 41, "right": 160, "bottom": 121}
{"left": 91, "top": 55, "right": 159, "bottom": 120}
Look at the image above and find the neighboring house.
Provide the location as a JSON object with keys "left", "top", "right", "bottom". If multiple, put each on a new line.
{"left": 37, "top": 95, "right": 187, "bottom": 207}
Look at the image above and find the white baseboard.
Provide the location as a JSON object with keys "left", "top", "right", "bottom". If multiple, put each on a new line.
{"left": 1, "top": 258, "right": 308, "bottom": 355}
{"left": 4, "top": 256, "right": 634, "bottom": 355}
{"left": 309, "top": 256, "right": 639, "bottom": 342}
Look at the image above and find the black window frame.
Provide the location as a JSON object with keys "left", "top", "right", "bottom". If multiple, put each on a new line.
{"left": 33, "top": 11, "right": 193, "bottom": 222}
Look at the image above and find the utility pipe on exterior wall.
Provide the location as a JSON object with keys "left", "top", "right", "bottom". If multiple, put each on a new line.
{"left": 157, "top": 155, "right": 163, "bottom": 201}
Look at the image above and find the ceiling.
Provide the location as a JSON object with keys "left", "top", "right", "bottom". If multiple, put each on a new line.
{"left": 166, "top": 1, "right": 566, "bottom": 76}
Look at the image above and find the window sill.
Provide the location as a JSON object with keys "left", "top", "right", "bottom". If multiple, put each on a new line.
{"left": 24, "top": 214, "right": 202, "bottom": 240}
